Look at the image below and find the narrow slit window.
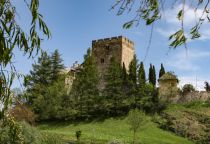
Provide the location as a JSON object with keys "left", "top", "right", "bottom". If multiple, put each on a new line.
{"left": 106, "top": 45, "right": 110, "bottom": 50}
{"left": 101, "top": 58, "right": 105, "bottom": 64}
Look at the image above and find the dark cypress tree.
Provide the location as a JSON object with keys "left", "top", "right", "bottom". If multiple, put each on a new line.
{"left": 129, "top": 55, "right": 138, "bottom": 84}
{"left": 51, "top": 49, "right": 65, "bottom": 81}
{"left": 152, "top": 65, "right": 156, "bottom": 87}
{"left": 128, "top": 55, "right": 138, "bottom": 108}
{"left": 159, "top": 63, "right": 165, "bottom": 78}
{"left": 149, "top": 64, "right": 153, "bottom": 85}
{"left": 138, "top": 62, "right": 146, "bottom": 86}
{"left": 103, "top": 57, "right": 125, "bottom": 116}
{"left": 149, "top": 64, "right": 156, "bottom": 87}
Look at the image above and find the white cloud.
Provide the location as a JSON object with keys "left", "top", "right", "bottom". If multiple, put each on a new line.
{"left": 156, "top": 28, "right": 176, "bottom": 37}
{"left": 166, "top": 49, "right": 210, "bottom": 71}
{"left": 157, "top": 4, "right": 210, "bottom": 41}
{"left": 163, "top": 4, "right": 205, "bottom": 27}
{"left": 179, "top": 75, "right": 207, "bottom": 91}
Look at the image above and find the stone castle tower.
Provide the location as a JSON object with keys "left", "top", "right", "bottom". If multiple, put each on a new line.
{"left": 92, "top": 36, "right": 135, "bottom": 88}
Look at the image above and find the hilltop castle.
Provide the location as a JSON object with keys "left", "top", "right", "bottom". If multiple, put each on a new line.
{"left": 66, "top": 36, "right": 135, "bottom": 90}
{"left": 66, "top": 36, "right": 210, "bottom": 103}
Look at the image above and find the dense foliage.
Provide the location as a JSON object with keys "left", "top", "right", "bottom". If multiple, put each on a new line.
{"left": 23, "top": 49, "right": 164, "bottom": 121}
{"left": 24, "top": 49, "right": 66, "bottom": 121}
{"left": 0, "top": 0, "right": 50, "bottom": 120}
{"left": 0, "top": 121, "right": 63, "bottom": 144}
{"left": 182, "top": 84, "right": 196, "bottom": 94}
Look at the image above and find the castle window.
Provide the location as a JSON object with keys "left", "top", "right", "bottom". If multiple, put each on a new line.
{"left": 101, "top": 58, "right": 105, "bottom": 64}
{"left": 106, "top": 45, "right": 110, "bottom": 50}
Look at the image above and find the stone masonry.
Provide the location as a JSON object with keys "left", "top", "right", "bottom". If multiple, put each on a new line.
{"left": 92, "top": 36, "right": 135, "bottom": 89}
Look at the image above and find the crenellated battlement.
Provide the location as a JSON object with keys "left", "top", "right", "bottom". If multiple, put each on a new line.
{"left": 92, "top": 36, "right": 134, "bottom": 48}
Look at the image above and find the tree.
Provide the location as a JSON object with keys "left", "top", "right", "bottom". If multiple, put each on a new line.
{"left": 182, "top": 84, "right": 195, "bottom": 94}
{"left": 159, "top": 63, "right": 165, "bottom": 78}
{"left": 70, "top": 48, "right": 99, "bottom": 119}
{"left": 112, "top": 0, "right": 210, "bottom": 48}
{"left": 51, "top": 49, "right": 65, "bottom": 81}
{"left": 137, "top": 62, "right": 146, "bottom": 109}
{"left": 24, "top": 50, "right": 66, "bottom": 120}
{"left": 204, "top": 81, "right": 210, "bottom": 92}
{"left": 122, "top": 62, "right": 129, "bottom": 94}
{"left": 24, "top": 52, "right": 52, "bottom": 105}
{"left": 152, "top": 65, "right": 156, "bottom": 87}
{"left": 128, "top": 55, "right": 138, "bottom": 108}
{"left": 149, "top": 64, "right": 156, "bottom": 86}
{"left": 127, "top": 109, "right": 147, "bottom": 144}
{"left": 0, "top": 0, "right": 50, "bottom": 120}
{"left": 103, "top": 57, "right": 125, "bottom": 116}
{"left": 149, "top": 64, "right": 153, "bottom": 84}
{"left": 138, "top": 62, "right": 146, "bottom": 86}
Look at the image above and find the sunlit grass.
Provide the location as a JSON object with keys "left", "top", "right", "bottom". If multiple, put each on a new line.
{"left": 38, "top": 117, "right": 193, "bottom": 144}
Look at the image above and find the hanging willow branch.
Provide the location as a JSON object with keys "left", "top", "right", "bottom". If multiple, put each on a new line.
{"left": 0, "top": 0, "right": 50, "bottom": 120}
{"left": 112, "top": 0, "right": 210, "bottom": 49}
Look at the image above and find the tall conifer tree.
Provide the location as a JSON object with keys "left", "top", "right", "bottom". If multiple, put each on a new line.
{"left": 159, "top": 63, "right": 165, "bottom": 78}
{"left": 122, "top": 63, "right": 129, "bottom": 95}
{"left": 25, "top": 52, "right": 52, "bottom": 104}
{"left": 152, "top": 65, "right": 156, "bottom": 87}
{"left": 103, "top": 57, "right": 125, "bottom": 116}
{"left": 128, "top": 55, "right": 138, "bottom": 108}
{"left": 138, "top": 62, "right": 146, "bottom": 86}
{"left": 149, "top": 64, "right": 156, "bottom": 87}
{"left": 149, "top": 64, "right": 153, "bottom": 85}
{"left": 70, "top": 48, "right": 99, "bottom": 118}
{"left": 51, "top": 49, "right": 65, "bottom": 81}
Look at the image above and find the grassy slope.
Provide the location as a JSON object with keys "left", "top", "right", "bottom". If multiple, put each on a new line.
{"left": 38, "top": 117, "right": 193, "bottom": 144}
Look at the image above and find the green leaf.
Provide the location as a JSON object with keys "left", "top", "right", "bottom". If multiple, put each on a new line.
{"left": 177, "top": 10, "right": 184, "bottom": 21}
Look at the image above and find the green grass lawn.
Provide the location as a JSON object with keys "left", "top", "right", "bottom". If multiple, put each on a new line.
{"left": 38, "top": 117, "right": 193, "bottom": 144}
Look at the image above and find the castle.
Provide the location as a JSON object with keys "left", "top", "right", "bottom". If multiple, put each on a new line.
{"left": 66, "top": 36, "right": 135, "bottom": 90}
{"left": 92, "top": 36, "right": 135, "bottom": 88}
{"left": 66, "top": 36, "right": 210, "bottom": 103}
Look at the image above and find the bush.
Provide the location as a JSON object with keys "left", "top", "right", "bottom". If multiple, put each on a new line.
{"left": 0, "top": 120, "right": 63, "bottom": 144}
{"left": 182, "top": 84, "right": 195, "bottom": 94}
{"left": 10, "top": 103, "right": 36, "bottom": 125}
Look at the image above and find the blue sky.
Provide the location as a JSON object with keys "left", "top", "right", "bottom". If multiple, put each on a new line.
{"left": 12, "top": 0, "right": 210, "bottom": 90}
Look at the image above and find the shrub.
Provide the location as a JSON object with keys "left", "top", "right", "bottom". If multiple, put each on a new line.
{"left": 20, "top": 121, "right": 42, "bottom": 144}
{"left": 10, "top": 103, "right": 36, "bottom": 125}
{"left": 75, "top": 130, "right": 82, "bottom": 141}
{"left": 182, "top": 84, "right": 195, "bottom": 94}
{"left": 0, "top": 120, "right": 63, "bottom": 144}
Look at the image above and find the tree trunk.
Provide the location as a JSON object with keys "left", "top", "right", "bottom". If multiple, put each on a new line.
{"left": 133, "top": 130, "right": 136, "bottom": 144}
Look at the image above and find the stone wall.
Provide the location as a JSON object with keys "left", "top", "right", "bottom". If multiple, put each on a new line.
{"left": 178, "top": 91, "right": 210, "bottom": 103}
